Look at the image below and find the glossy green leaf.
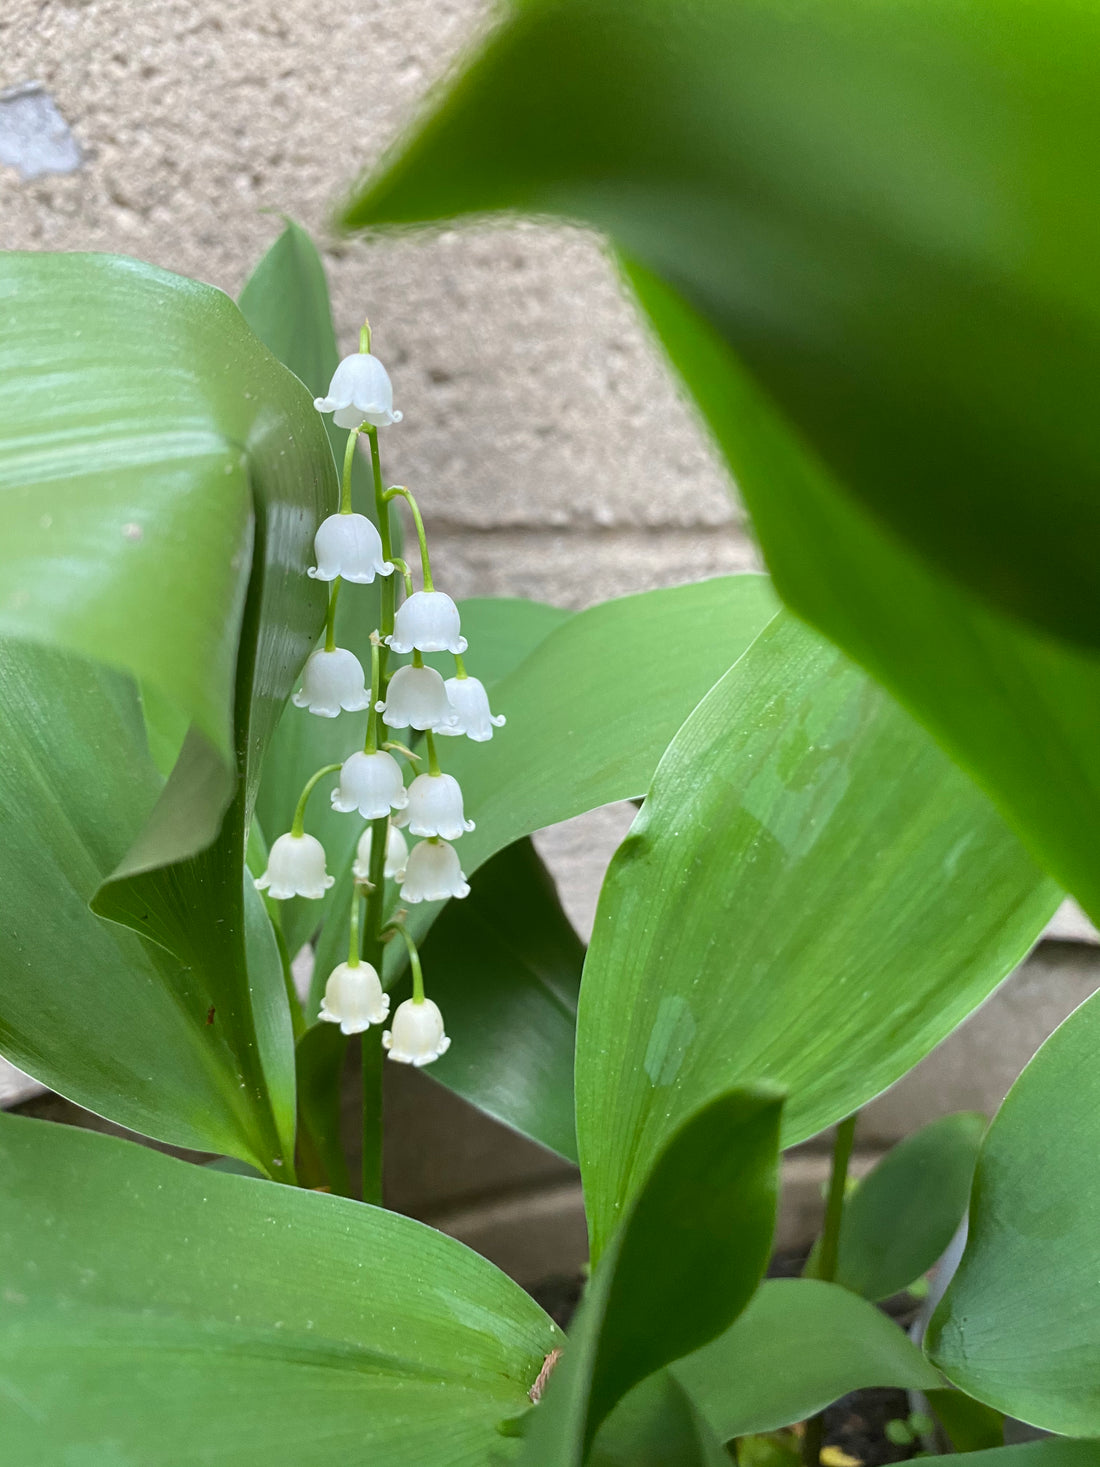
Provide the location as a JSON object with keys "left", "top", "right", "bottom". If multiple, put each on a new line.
{"left": 345, "top": 0, "right": 1100, "bottom": 652}
{"left": 929, "top": 989, "right": 1100, "bottom": 1435}
{"left": 419, "top": 837, "right": 585, "bottom": 1162}
{"left": 913, "top": 1448, "right": 1100, "bottom": 1467}
{"left": 577, "top": 613, "right": 1058, "bottom": 1259}
{"left": 520, "top": 1087, "right": 782, "bottom": 1467}
{"left": 0, "top": 643, "right": 286, "bottom": 1163}
{"left": 0, "top": 250, "right": 333, "bottom": 862}
{"left": 657, "top": 1280, "right": 940, "bottom": 1444}
{"left": 828, "top": 1112, "right": 986, "bottom": 1300}
{"left": 588, "top": 1373, "right": 731, "bottom": 1467}
{"left": 0, "top": 1113, "right": 561, "bottom": 1465}
{"left": 621, "top": 256, "right": 1100, "bottom": 934}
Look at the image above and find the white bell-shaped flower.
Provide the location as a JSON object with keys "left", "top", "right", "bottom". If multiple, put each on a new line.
{"left": 387, "top": 591, "right": 467, "bottom": 655}
{"left": 330, "top": 750, "right": 408, "bottom": 819}
{"left": 377, "top": 664, "right": 458, "bottom": 731}
{"left": 400, "top": 839, "right": 470, "bottom": 903}
{"left": 309, "top": 513, "right": 393, "bottom": 584}
{"left": 437, "top": 675, "right": 507, "bottom": 742}
{"left": 383, "top": 997, "right": 451, "bottom": 1067}
{"left": 313, "top": 352, "right": 403, "bottom": 430}
{"left": 292, "top": 647, "right": 372, "bottom": 718}
{"left": 405, "top": 773, "right": 475, "bottom": 840}
{"left": 352, "top": 823, "right": 409, "bottom": 882}
{"left": 254, "top": 832, "right": 334, "bottom": 901}
{"left": 318, "top": 961, "right": 390, "bottom": 1034}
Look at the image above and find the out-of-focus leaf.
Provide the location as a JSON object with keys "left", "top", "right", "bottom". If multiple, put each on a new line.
{"left": 926, "top": 1390, "right": 1005, "bottom": 1454}
{"left": 928, "top": 990, "right": 1100, "bottom": 1435}
{"left": 588, "top": 1373, "right": 731, "bottom": 1467}
{"left": 826, "top": 1112, "right": 986, "bottom": 1300}
{"left": 0, "top": 1113, "right": 561, "bottom": 1466}
{"left": 418, "top": 837, "right": 584, "bottom": 1161}
{"left": 654, "top": 1280, "right": 939, "bottom": 1444}
{"left": 519, "top": 1087, "right": 783, "bottom": 1467}
{"left": 576, "top": 614, "right": 1057, "bottom": 1259}
{"left": 0, "top": 645, "right": 276, "bottom": 1161}
{"left": 344, "top": 0, "right": 1100, "bottom": 652}
{"left": 911, "top": 1449, "right": 1100, "bottom": 1467}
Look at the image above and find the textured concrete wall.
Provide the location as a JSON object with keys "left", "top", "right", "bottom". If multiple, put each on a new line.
{"left": 3, "top": 0, "right": 1099, "bottom": 1269}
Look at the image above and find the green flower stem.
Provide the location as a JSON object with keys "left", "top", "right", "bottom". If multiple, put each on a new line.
{"left": 340, "top": 427, "right": 361, "bottom": 515}
{"left": 390, "top": 556, "right": 414, "bottom": 597}
{"left": 452, "top": 652, "right": 468, "bottom": 679}
{"left": 360, "top": 319, "right": 372, "bottom": 354}
{"left": 384, "top": 922, "right": 425, "bottom": 1004}
{"left": 364, "top": 636, "right": 381, "bottom": 755}
{"left": 348, "top": 886, "right": 362, "bottom": 968}
{"left": 383, "top": 485, "right": 432, "bottom": 590}
{"left": 425, "top": 730, "right": 442, "bottom": 778}
{"left": 323, "top": 579, "right": 341, "bottom": 653}
{"left": 290, "top": 762, "right": 342, "bottom": 838}
{"left": 801, "top": 1113, "right": 858, "bottom": 1467}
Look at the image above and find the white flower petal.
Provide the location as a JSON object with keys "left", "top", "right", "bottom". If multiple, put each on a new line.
{"left": 436, "top": 675, "right": 507, "bottom": 742}
{"left": 387, "top": 591, "right": 467, "bottom": 655}
{"left": 330, "top": 750, "right": 408, "bottom": 819}
{"left": 309, "top": 513, "right": 393, "bottom": 584}
{"left": 319, "top": 961, "right": 390, "bottom": 1034}
{"left": 377, "top": 664, "right": 458, "bottom": 731}
{"left": 314, "top": 353, "right": 402, "bottom": 429}
{"left": 254, "top": 832, "right": 334, "bottom": 901}
{"left": 405, "top": 772, "right": 474, "bottom": 840}
{"left": 353, "top": 824, "right": 409, "bottom": 882}
{"left": 382, "top": 997, "right": 450, "bottom": 1067}
{"left": 292, "top": 647, "right": 371, "bottom": 718}
{"left": 399, "top": 839, "right": 470, "bottom": 903}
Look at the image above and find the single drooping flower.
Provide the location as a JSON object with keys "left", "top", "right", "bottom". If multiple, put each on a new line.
{"left": 400, "top": 838, "right": 470, "bottom": 903}
{"left": 314, "top": 352, "right": 402, "bottom": 429}
{"left": 309, "top": 513, "right": 393, "bottom": 584}
{"left": 319, "top": 961, "right": 390, "bottom": 1034}
{"left": 254, "top": 832, "right": 334, "bottom": 901}
{"left": 405, "top": 772, "right": 474, "bottom": 840}
{"left": 330, "top": 750, "right": 408, "bottom": 819}
{"left": 353, "top": 823, "right": 409, "bottom": 883}
{"left": 387, "top": 590, "right": 467, "bottom": 655}
{"left": 293, "top": 647, "right": 372, "bottom": 718}
{"left": 437, "top": 674, "right": 506, "bottom": 742}
{"left": 377, "top": 664, "right": 458, "bottom": 731}
{"left": 383, "top": 996, "right": 450, "bottom": 1067}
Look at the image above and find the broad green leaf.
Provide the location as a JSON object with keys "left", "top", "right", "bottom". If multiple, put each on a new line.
{"left": 926, "top": 1390, "right": 1006, "bottom": 1454}
{"left": 520, "top": 1087, "right": 782, "bottom": 1467}
{"left": 419, "top": 837, "right": 585, "bottom": 1162}
{"left": 621, "top": 256, "right": 1100, "bottom": 935}
{"left": 576, "top": 613, "right": 1058, "bottom": 1259}
{"left": 241, "top": 220, "right": 387, "bottom": 955}
{"left": 824, "top": 1112, "right": 986, "bottom": 1301}
{"left": 0, "top": 1113, "right": 561, "bottom": 1466}
{"left": 928, "top": 989, "right": 1100, "bottom": 1435}
{"left": 913, "top": 1449, "right": 1100, "bottom": 1467}
{"left": 0, "top": 251, "right": 333, "bottom": 861}
{"left": 345, "top": 0, "right": 1100, "bottom": 652}
{"left": 588, "top": 1373, "right": 731, "bottom": 1467}
{"left": 0, "top": 644, "right": 280, "bottom": 1163}
{"left": 655, "top": 1279, "right": 940, "bottom": 1444}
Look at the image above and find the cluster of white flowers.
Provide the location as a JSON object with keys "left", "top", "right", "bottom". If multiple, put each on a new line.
{"left": 253, "top": 341, "right": 504, "bottom": 1067}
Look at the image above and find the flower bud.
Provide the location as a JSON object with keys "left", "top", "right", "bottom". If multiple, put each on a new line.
{"left": 387, "top": 591, "right": 467, "bottom": 655}
{"left": 405, "top": 772, "right": 474, "bottom": 840}
{"left": 377, "top": 664, "right": 458, "bottom": 731}
{"left": 313, "top": 352, "right": 402, "bottom": 429}
{"left": 383, "top": 997, "right": 450, "bottom": 1067}
{"left": 309, "top": 513, "right": 393, "bottom": 584}
{"left": 400, "top": 839, "right": 470, "bottom": 903}
{"left": 319, "top": 961, "right": 390, "bottom": 1034}
{"left": 436, "top": 675, "right": 506, "bottom": 742}
{"left": 330, "top": 750, "right": 408, "bottom": 819}
{"left": 353, "top": 824, "right": 409, "bottom": 882}
{"left": 292, "top": 647, "right": 372, "bottom": 718}
{"left": 254, "top": 832, "right": 334, "bottom": 901}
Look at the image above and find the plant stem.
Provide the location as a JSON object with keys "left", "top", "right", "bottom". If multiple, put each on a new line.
{"left": 383, "top": 485, "right": 433, "bottom": 589}
{"left": 290, "top": 762, "right": 342, "bottom": 837}
{"left": 323, "top": 578, "right": 341, "bottom": 652}
{"left": 802, "top": 1112, "right": 857, "bottom": 1467}
{"left": 340, "top": 427, "right": 360, "bottom": 514}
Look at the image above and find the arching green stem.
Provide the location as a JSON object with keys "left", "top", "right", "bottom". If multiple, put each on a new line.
{"left": 340, "top": 427, "right": 361, "bottom": 515}
{"left": 383, "top": 486, "right": 433, "bottom": 590}
{"left": 390, "top": 556, "right": 415, "bottom": 597}
{"left": 384, "top": 922, "right": 425, "bottom": 1004}
{"left": 452, "top": 651, "right": 468, "bottom": 679}
{"left": 290, "top": 763, "right": 342, "bottom": 837}
{"left": 425, "top": 730, "right": 442, "bottom": 778}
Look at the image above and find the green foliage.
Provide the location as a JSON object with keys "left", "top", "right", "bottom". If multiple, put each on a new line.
{"left": 587, "top": 1374, "right": 732, "bottom": 1467}
{"left": 0, "top": 1114, "right": 560, "bottom": 1466}
{"left": 826, "top": 1112, "right": 986, "bottom": 1300}
{"left": 929, "top": 989, "right": 1100, "bottom": 1434}
{"left": 576, "top": 613, "right": 1056, "bottom": 1258}
{"left": 520, "top": 1088, "right": 783, "bottom": 1466}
